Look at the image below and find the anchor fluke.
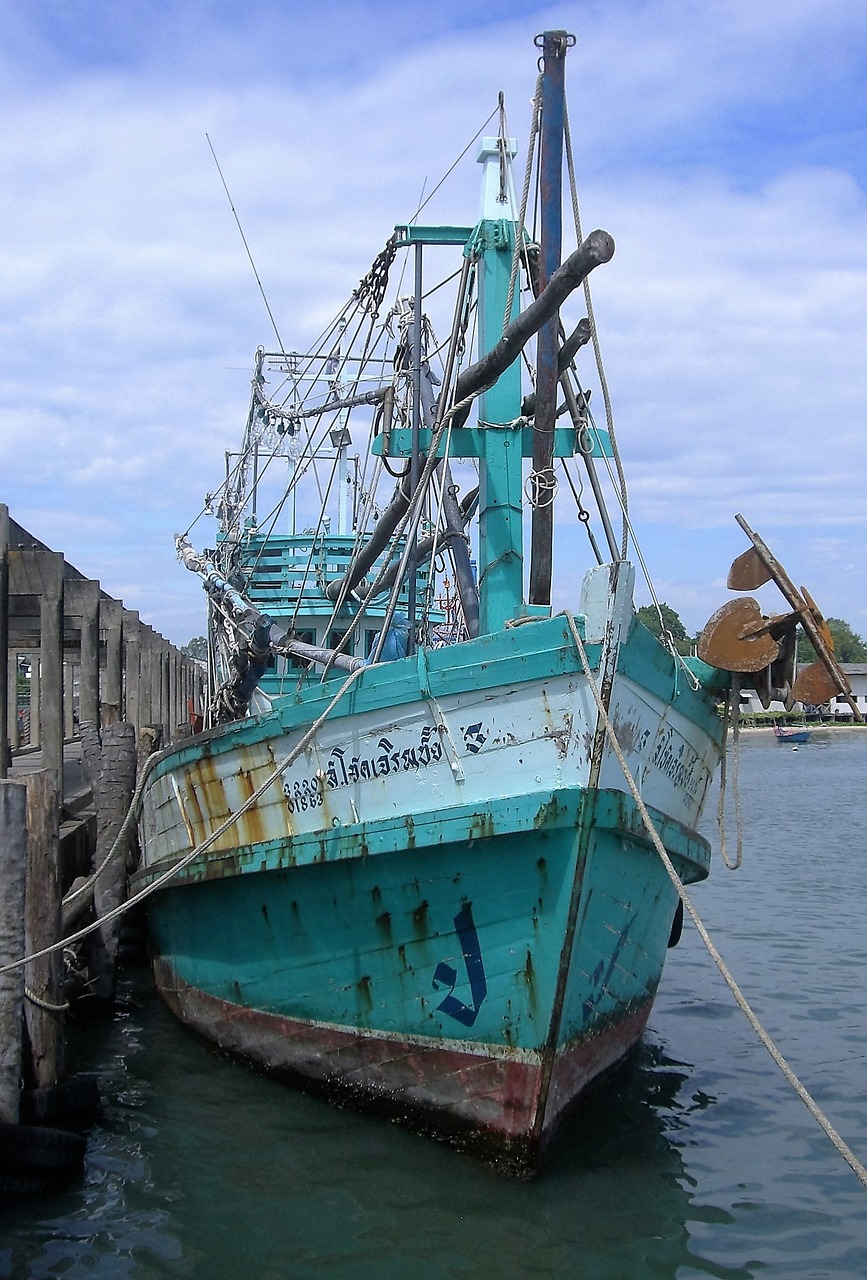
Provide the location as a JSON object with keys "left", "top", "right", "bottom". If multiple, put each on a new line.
{"left": 791, "top": 661, "right": 840, "bottom": 707}
{"left": 727, "top": 545, "right": 771, "bottom": 591}
{"left": 697, "top": 598, "right": 780, "bottom": 673}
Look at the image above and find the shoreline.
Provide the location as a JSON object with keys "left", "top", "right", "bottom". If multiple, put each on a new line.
{"left": 732, "top": 720, "right": 867, "bottom": 734}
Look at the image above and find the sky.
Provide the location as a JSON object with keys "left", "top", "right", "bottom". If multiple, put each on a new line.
{"left": 2, "top": 0, "right": 867, "bottom": 646}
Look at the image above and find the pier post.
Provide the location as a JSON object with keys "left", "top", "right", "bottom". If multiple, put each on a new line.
{"left": 30, "top": 654, "right": 41, "bottom": 747}
{"left": 123, "top": 610, "right": 141, "bottom": 735}
{"left": 151, "top": 634, "right": 162, "bottom": 734}
{"left": 139, "top": 626, "right": 154, "bottom": 731}
{"left": 157, "top": 636, "right": 169, "bottom": 737}
{"left": 39, "top": 552, "right": 64, "bottom": 785}
{"left": 155, "top": 633, "right": 168, "bottom": 738}
{"left": 0, "top": 779, "right": 27, "bottom": 1122}
{"left": 0, "top": 504, "right": 8, "bottom": 777}
{"left": 6, "top": 650, "right": 18, "bottom": 751}
{"left": 82, "top": 722, "right": 137, "bottom": 1001}
{"left": 168, "top": 647, "right": 179, "bottom": 739}
{"left": 72, "top": 579, "right": 101, "bottom": 731}
{"left": 102, "top": 598, "right": 123, "bottom": 721}
{"left": 23, "top": 769, "right": 64, "bottom": 1088}
{"left": 63, "top": 659, "right": 76, "bottom": 739}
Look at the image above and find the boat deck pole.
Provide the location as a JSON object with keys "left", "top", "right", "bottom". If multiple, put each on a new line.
{"left": 529, "top": 30, "right": 571, "bottom": 605}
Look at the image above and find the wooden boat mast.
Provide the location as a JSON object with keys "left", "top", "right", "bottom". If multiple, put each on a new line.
{"left": 529, "top": 29, "right": 572, "bottom": 607}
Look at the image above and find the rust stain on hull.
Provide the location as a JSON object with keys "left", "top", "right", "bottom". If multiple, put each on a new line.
{"left": 152, "top": 957, "right": 656, "bottom": 1175}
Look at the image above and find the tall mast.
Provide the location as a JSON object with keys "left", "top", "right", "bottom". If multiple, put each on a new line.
{"left": 474, "top": 134, "right": 524, "bottom": 634}
{"left": 528, "top": 30, "right": 572, "bottom": 605}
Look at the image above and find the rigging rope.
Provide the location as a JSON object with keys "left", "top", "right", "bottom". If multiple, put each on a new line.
{"left": 562, "top": 102, "right": 629, "bottom": 558}
{"left": 504, "top": 74, "right": 542, "bottom": 334}
{"left": 409, "top": 106, "right": 500, "bottom": 226}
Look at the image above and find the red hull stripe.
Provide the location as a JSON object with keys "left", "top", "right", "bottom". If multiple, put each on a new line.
{"left": 154, "top": 958, "right": 654, "bottom": 1161}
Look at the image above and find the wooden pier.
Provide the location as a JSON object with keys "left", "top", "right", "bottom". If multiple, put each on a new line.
{"left": 0, "top": 503, "right": 205, "bottom": 1183}
{"left": 1, "top": 505, "right": 203, "bottom": 778}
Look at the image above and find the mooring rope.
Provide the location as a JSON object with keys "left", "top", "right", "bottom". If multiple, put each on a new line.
{"left": 561, "top": 609, "right": 867, "bottom": 1190}
{"left": 716, "top": 673, "right": 744, "bottom": 870}
{"left": 23, "top": 987, "right": 69, "bottom": 1014}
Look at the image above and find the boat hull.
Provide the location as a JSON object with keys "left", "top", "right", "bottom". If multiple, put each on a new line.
{"left": 773, "top": 726, "right": 810, "bottom": 743}
{"left": 135, "top": 574, "right": 724, "bottom": 1168}
{"left": 152, "top": 955, "right": 655, "bottom": 1171}
{"left": 144, "top": 793, "right": 694, "bottom": 1170}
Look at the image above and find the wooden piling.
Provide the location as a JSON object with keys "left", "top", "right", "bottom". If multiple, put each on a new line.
{"left": 0, "top": 504, "right": 8, "bottom": 778}
{"left": 72, "top": 579, "right": 100, "bottom": 731}
{"left": 101, "top": 598, "right": 124, "bottom": 721}
{"left": 6, "top": 649, "right": 17, "bottom": 752}
{"left": 139, "top": 625, "right": 153, "bottom": 732}
{"left": 81, "top": 722, "right": 137, "bottom": 1001}
{"left": 0, "top": 779, "right": 27, "bottom": 1122}
{"left": 123, "top": 610, "right": 141, "bottom": 736}
{"left": 39, "top": 551, "right": 65, "bottom": 784}
{"left": 30, "top": 653, "right": 41, "bottom": 747}
{"left": 63, "top": 659, "right": 76, "bottom": 739}
{"left": 23, "top": 770, "right": 64, "bottom": 1089}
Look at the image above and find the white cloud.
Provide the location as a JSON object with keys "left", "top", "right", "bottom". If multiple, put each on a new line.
{"left": 1, "top": 0, "right": 866, "bottom": 642}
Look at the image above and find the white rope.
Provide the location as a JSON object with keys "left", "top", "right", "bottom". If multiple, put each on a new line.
{"left": 24, "top": 986, "right": 69, "bottom": 1014}
{"left": 562, "top": 102, "right": 629, "bottom": 557}
{"left": 504, "top": 73, "right": 542, "bottom": 333}
{"left": 561, "top": 609, "right": 867, "bottom": 1190}
{"left": 716, "top": 674, "right": 744, "bottom": 870}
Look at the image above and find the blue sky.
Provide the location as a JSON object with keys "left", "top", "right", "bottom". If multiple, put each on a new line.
{"left": 2, "top": 0, "right": 867, "bottom": 645}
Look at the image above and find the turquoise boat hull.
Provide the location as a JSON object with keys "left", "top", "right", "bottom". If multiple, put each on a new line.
{"left": 134, "top": 571, "right": 723, "bottom": 1169}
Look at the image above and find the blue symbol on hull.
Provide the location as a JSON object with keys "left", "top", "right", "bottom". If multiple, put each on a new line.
{"left": 582, "top": 910, "right": 638, "bottom": 1022}
{"left": 432, "top": 903, "right": 488, "bottom": 1027}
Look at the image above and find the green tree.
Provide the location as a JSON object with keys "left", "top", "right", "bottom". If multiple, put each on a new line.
{"left": 797, "top": 617, "right": 867, "bottom": 664}
{"left": 182, "top": 636, "right": 208, "bottom": 661}
{"left": 637, "top": 602, "right": 692, "bottom": 655}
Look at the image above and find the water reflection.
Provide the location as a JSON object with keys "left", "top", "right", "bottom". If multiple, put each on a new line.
{"left": 3, "top": 732, "right": 867, "bottom": 1278}
{"left": 0, "top": 973, "right": 756, "bottom": 1280}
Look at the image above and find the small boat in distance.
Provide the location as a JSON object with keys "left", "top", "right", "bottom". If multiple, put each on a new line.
{"left": 773, "top": 723, "right": 811, "bottom": 744}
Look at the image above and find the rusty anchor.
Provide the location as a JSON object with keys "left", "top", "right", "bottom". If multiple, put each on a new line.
{"left": 697, "top": 514, "right": 863, "bottom": 721}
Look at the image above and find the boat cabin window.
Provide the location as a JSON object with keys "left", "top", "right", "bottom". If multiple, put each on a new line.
{"left": 328, "top": 629, "right": 353, "bottom": 656}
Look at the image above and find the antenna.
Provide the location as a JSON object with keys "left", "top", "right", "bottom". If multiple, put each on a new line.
{"left": 205, "top": 133, "right": 287, "bottom": 356}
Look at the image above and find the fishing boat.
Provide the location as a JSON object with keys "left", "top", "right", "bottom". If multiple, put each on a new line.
{"left": 132, "top": 32, "right": 850, "bottom": 1172}
{"left": 773, "top": 723, "right": 811, "bottom": 744}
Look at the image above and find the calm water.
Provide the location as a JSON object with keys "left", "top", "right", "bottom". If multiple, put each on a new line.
{"left": 2, "top": 730, "right": 866, "bottom": 1278}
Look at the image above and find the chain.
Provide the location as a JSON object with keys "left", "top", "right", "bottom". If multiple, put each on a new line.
{"left": 353, "top": 234, "right": 398, "bottom": 318}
